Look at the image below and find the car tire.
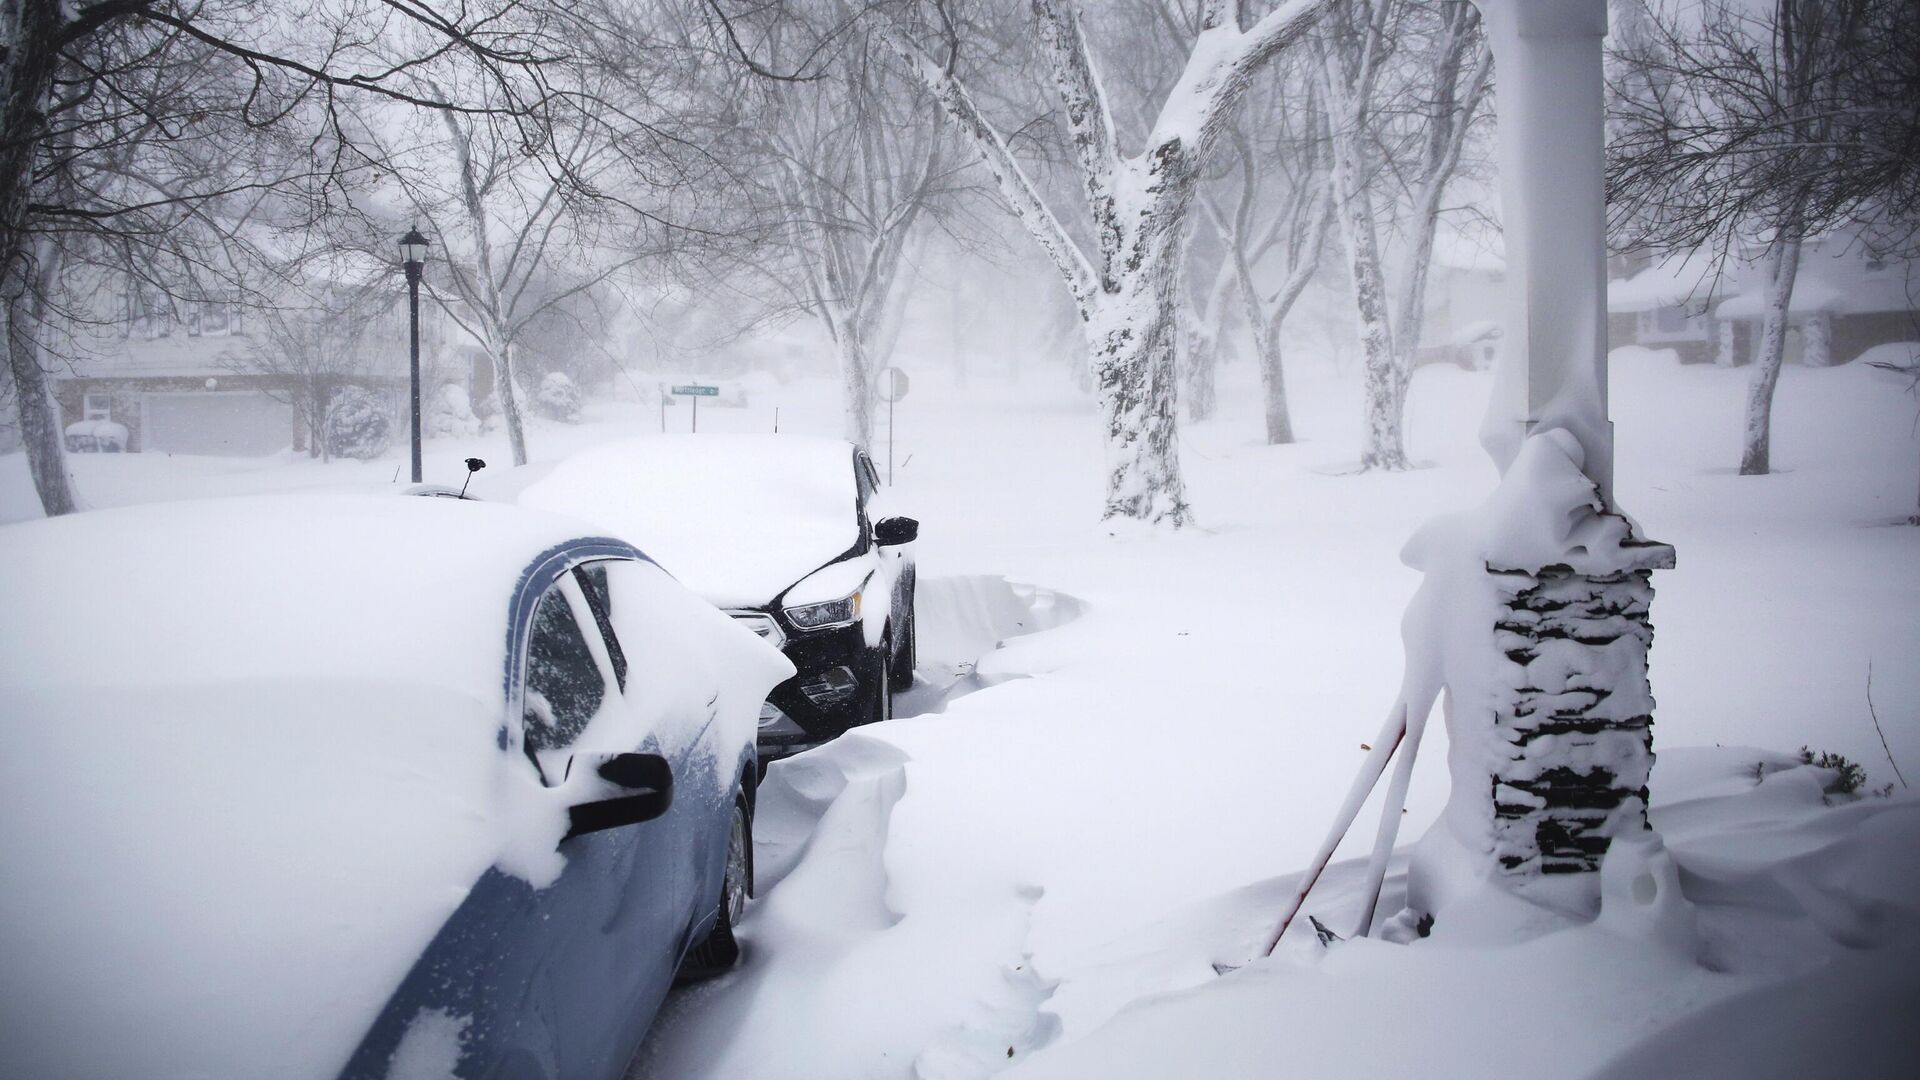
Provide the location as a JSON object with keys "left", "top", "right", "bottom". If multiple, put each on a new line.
{"left": 867, "top": 635, "right": 893, "bottom": 726}
{"left": 679, "top": 791, "right": 751, "bottom": 980}
{"left": 889, "top": 608, "right": 916, "bottom": 694}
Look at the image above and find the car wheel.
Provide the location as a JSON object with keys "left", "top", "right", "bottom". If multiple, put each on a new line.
{"left": 889, "top": 608, "right": 916, "bottom": 694}
{"left": 867, "top": 634, "right": 893, "bottom": 726}
{"left": 679, "top": 791, "right": 751, "bottom": 980}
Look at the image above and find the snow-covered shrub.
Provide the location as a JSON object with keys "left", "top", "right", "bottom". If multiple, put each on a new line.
{"left": 532, "top": 371, "right": 582, "bottom": 423}
{"left": 1798, "top": 746, "right": 1867, "bottom": 796}
{"left": 325, "top": 387, "right": 393, "bottom": 460}
{"left": 425, "top": 383, "right": 481, "bottom": 439}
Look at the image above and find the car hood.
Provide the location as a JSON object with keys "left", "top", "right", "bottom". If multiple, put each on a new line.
{"left": 519, "top": 437, "right": 862, "bottom": 610}
{"left": 0, "top": 680, "right": 549, "bottom": 1080}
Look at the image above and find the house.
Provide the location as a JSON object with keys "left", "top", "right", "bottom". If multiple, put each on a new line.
{"left": 51, "top": 284, "right": 452, "bottom": 457}
{"left": 1607, "top": 236, "right": 1919, "bottom": 366}
{"left": 1414, "top": 228, "right": 1507, "bottom": 369}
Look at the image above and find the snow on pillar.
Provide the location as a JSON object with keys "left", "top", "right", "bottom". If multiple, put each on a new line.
{"left": 1477, "top": 0, "right": 1615, "bottom": 503}
{"left": 1408, "top": 0, "right": 1676, "bottom": 920}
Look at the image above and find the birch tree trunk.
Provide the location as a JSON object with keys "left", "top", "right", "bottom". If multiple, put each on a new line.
{"left": 1182, "top": 259, "right": 1235, "bottom": 422}
{"left": 5, "top": 237, "right": 77, "bottom": 515}
{"left": 1317, "top": 31, "right": 1405, "bottom": 471}
{"left": 1, "top": 0, "right": 80, "bottom": 516}
{"left": 1088, "top": 259, "right": 1188, "bottom": 523}
{"left": 444, "top": 110, "right": 529, "bottom": 465}
{"left": 829, "top": 303, "right": 876, "bottom": 449}
{"left": 1739, "top": 229, "right": 1801, "bottom": 475}
{"left": 1331, "top": 150, "right": 1404, "bottom": 470}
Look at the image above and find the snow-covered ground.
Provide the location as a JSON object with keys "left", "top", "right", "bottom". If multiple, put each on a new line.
{"left": 5, "top": 347, "right": 1917, "bottom": 1076}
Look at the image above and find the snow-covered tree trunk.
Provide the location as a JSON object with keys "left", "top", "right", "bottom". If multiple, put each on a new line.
{"left": 487, "top": 324, "right": 529, "bottom": 466}
{"left": 1182, "top": 260, "right": 1234, "bottom": 422}
{"left": 1740, "top": 229, "right": 1801, "bottom": 475}
{"left": 4, "top": 237, "right": 77, "bottom": 515}
{"left": 444, "top": 110, "right": 529, "bottom": 466}
{"left": 1254, "top": 329, "right": 1295, "bottom": 444}
{"left": 1333, "top": 168, "right": 1403, "bottom": 468}
{"left": 1, "top": 1, "right": 79, "bottom": 516}
{"left": 826, "top": 302, "right": 877, "bottom": 449}
{"left": 1088, "top": 267, "right": 1188, "bottom": 523}
{"left": 1317, "top": 33, "right": 1406, "bottom": 471}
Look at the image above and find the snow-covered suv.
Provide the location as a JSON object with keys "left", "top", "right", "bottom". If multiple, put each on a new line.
{"left": 523, "top": 435, "right": 920, "bottom": 763}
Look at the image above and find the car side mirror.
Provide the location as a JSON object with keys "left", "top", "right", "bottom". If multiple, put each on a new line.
{"left": 563, "top": 751, "right": 673, "bottom": 841}
{"left": 874, "top": 516, "right": 919, "bottom": 546}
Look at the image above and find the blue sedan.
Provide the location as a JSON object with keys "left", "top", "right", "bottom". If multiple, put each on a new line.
{"left": 0, "top": 494, "right": 793, "bottom": 1079}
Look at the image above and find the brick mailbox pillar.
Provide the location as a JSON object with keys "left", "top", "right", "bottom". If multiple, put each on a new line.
{"left": 1488, "top": 544, "right": 1674, "bottom": 878}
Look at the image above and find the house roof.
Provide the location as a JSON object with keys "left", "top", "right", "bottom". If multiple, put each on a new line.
{"left": 1608, "top": 249, "right": 1726, "bottom": 314}
{"left": 63, "top": 328, "right": 258, "bottom": 380}
{"left": 1715, "top": 259, "right": 1918, "bottom": 319}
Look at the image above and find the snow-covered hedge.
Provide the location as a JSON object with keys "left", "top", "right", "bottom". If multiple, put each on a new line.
{"left": 325, "top": 387, "right": 394, "bottom": 460}
{"left": 532, "top": 371, "right": 582, "bottom": 423}
{"left": 424, "top": 383, "right": 481, "bottom": 439}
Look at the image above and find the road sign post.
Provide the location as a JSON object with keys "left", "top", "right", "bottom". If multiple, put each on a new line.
{"left": 671, "top": 384, "right": 718, "bottom": 433}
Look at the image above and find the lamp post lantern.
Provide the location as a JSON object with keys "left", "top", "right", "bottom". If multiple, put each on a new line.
{"left": 399, "top": 226, "right": 430, "bottom": 484}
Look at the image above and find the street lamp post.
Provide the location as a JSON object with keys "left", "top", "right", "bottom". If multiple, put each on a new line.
{"left": 399, "top": 226, "right": 430, "bottom": 484}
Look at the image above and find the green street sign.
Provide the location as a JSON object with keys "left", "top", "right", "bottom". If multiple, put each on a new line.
{"left": 671, "top": 384, "right": 719, "bottom": 396}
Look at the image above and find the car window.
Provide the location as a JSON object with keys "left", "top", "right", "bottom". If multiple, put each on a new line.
{"left": 524, "top": 577, "right": 611, "bottom": 757}
{"left": 602, "top": 559, "right": 714, "bottom": 757}
{"left": 572, "top": 562, "right": 628, "bottom": 692}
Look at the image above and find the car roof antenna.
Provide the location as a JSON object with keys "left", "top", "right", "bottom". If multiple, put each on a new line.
{"left": 459, "top": 457, "right": 486, "bottom": 499}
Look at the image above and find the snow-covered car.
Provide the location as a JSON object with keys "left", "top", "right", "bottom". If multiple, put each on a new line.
{"left": 0, "top": 494, "right": 792, "bottom": 1080}
{"left": 521, "top": 435, "right": 919, "bottom": 762}
{"left": 63, "top": 417, "right": 128, "bottom": 452}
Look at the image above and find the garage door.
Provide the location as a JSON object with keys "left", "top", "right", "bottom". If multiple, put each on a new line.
{"left": 141, "top": 392, "right": 292, "bottom": 456}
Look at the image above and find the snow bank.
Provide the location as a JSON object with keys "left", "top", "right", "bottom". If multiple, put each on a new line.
{"left": 0, "top": 682, "right": 526, "bottom": 1080}
{"left": 1009, "top": 748, "right": 1920, "bottom": 1079}
{"left": 896, "top": 575, "right": 1085, "bottom": 716}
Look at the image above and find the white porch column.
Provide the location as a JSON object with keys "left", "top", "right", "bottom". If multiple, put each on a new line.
{"left": 1409, "top": 0, "right": 1674, "bottom": 920}
{"left": 1476, "top": 0, "right": 1616, "bottom": 503}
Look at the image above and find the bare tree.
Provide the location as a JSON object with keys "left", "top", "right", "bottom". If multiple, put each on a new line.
{"left": 724, "top": 9, "right": 965, "bottom": 450}
{"left": 1313, "top": 0, "right": 1489, "bottom": 471}
{"left": 373, "top": 6, "right": 736, "bottom": 467}
{"left": 1609, "top": 0, "right": 1916, "bottom": 475}
{"left": 1, "top": 1, "right": 596, "bottom": 516}
{"left": 1199, "top": 56, "right": 1334, "bottom": 445}
{"left": 878, "top": 0, "right": 1330, "bottom": 526}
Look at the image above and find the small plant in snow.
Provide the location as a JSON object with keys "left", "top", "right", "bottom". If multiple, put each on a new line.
{"left": 324, "top": 387, "right": 393, "bottom": 461}
{"left": 1798, "top": 746, "right": 1868, "bottom": 797}
{"left": 532, "top": 371, "right": 582, "bottom": 423}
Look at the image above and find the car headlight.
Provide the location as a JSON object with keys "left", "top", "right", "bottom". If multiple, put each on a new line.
{"left": 784, "top": 589, "right": 861, "bottom": 630}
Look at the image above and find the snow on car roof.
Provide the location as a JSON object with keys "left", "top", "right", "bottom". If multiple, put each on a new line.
{"left": 0, "top": 492, "right": 608, "bottom": 699}
{"left": 521, "top": 434, "right": 862, "bottom": 609}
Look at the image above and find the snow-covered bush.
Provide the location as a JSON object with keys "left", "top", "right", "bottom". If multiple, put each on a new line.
{"left": 532, "top": 371, "right": 583, "bottom": 423}
{"left": 1798, "top": 746, "right": 1867, "bottom": 796}
{"left": 325, "top": 387, "right": 393, "bottom": 460}
{"left": 425, "top": 383, "right": 481, "bottom": 439}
